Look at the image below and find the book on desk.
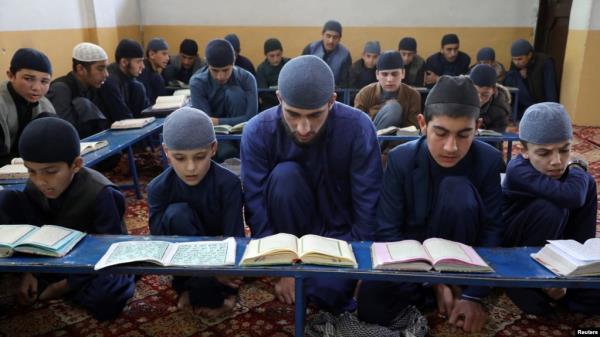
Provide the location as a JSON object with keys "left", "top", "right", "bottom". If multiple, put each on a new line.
{"left": 142, "top": 95, "right": 189, "bottom": 117}
{"left": 0, "top": 224, "right": 86, "bottom": 257}
{"left": 80, "top": 140, "right": 108, "bottom": 156}
{"left": 0, "top": 158, "right": 28, "bottom": 179}
{"left": 110, "top": 117, "right": 156, "bottom": 130}
{"left": 214, "top": 122, "right": 246, "bottom": 135}
{"left": 371, "top": 238, "right": 493, "bottom": 272}
{"left": 532, "top": 238, "right": 600, "bottom": 277}
{"left": 94, "top": 237, "right": 236, "bottom": 270}
{"left": 240, "top": 233, "right": 357, "bottom": 268}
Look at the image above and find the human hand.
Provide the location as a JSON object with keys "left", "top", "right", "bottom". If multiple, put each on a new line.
{"left": 274, "top": 277, "right": 295, "bottom": 304}
{"left": 448, "top": 299, "right": 487, "bottom": 333}
{"left": 519, "top": 68, "right": 528, "bottom": 79}
{"left": 18, "top": 273, "right": 38, "bottom": 306}
{"left": 432, "top": 284, "right": 460, "bottom": 318}
{"left": 216, "top": 276, "right": 244, "bottom": 289}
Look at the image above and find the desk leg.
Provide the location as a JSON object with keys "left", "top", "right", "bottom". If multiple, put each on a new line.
{"left": 295, "top": 276, "right": 305, "bottom": 337}
{"left": 126, "top": 146, "right": 142, "bottom": 199}
{"left": 507, "top": 140, "right": 513, "bottom": 164}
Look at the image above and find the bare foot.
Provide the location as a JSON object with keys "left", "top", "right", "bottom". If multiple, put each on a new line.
{"left": 177, "top": 291, "right": 192, "bottom": 310}
{"left": 543, "top": 288, "right": 567, "bottom": 301}
{"left": 38, "top": 279, "right": 70, "bottom": 301}
{"left": 194, "top": 295, "right": 236, "bottom": 318}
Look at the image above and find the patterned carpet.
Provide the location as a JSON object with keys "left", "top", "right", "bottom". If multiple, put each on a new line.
{"left": 1, "top": 129, "right": 600, "bottom": 337}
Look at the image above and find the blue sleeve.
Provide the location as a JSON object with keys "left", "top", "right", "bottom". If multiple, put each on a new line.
{"left": 478, "top": 151, "right": 505, "bottom": 247}
{"left": 97, "top": 78, "right": 134, "bottom": 121}
{"left": 375, "top": 150, "right": 406, "bottom": 242}
{"left": 349, "top": 120, "right": 383, "bottom": 241}
{"left": 93, "top": 187, "right": 126, "bottom": 234}
{"left": 217, "top": 71, "right": 258, "bottom": 126}
{"left": 504, "top": 156, "right": 591, "bottom": 209}
{"left": 302, "top": 44, "right": 311, "bottom": 55}
{"left": 189, "top": 75, "right": 213, "bottom": 115}
{"left": 543, "top": 58, "right": 558, "bottom": 102}
{"left": 219, "top": 176, "right": 245, "bottom": 237}
{"left": 147, "top": 177, "right": 169, "bottom": 235}
{"left": 240, "top": 122, "right": 273, "bottom": 238}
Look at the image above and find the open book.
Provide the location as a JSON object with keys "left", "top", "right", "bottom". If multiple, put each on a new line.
{"left": 80, "top": 141, "right": 108, "bottom": 156}
{"left": 371, "top": 238, "right": 493, "bottom": 272}
{"left": 214, "top": 122, "right": 246, "bottom": 135}
{"left": 531, "top": 238, "right": 600, "bottom": 276}
{"left": 0, "top": 158, "right": 28, "bottom": 179}
{"left": 0, "top": 224, "right": 86, "bottom": 257}
{"left": 94, "top": 237, "right": 236, "bottom": 270}
{"left": 240, "top": 233, "right": 357, "bottom": 267}
{"left": 111, "top": 117, "right": 156, "bottom": 130}
{"left": 376, "top": 125, "right": 420, "bottom": 136}
{"left": 152, "top": 95, "right": 188, "bottom": 111}
{"left": 477, "top": 129, "right": 503, "bottom": 137}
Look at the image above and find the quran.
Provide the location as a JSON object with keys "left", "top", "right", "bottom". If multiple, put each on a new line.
{"left": 532, "top": 238, "right": 600, "bottom": 277}
{"left": 80, "top": 141, "right": 108, "bottom": 156}
{"left": 151, "top": 95, "right": 188, "bottom": 111}
{"left": 0, "top": 158, "right": 28, "bottom": 179}
{"left": 214, "top": 122, "right": 246, "bottom": 135}
{"left": 376, "top": 125, "right": 420, "bottom": 136}
{"left": 94, "top": 237, "right": 236, "bottom": 270}
{"left": 371, "top": 238, "right": 493, "bottom": 272}
{"left": 111, "top": 117, "right": 156, "bottom": 130}
{"left": 240, "top": 233, "right": 357, "bottom": 267}
{"left": 0, "top": 224, "right": 86, "bottom": 257}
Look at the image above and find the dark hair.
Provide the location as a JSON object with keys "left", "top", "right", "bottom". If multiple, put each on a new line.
{"left": 520, "top": 140, "right": 528, "bottom": 149}
{"left": 71, "top": 58, "right": 95, "bottom": 72}
{"left": 424, "top": 103, "right": 480, "bottom": 123}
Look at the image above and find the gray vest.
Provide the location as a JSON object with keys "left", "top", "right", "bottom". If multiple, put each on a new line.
{"left": 308, "top": 41, "right": 350, "bottom": 84}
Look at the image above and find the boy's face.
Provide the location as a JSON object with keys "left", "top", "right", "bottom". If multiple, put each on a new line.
{"left": 511, "top": 53, "right": 532, "bottom": 69}
{"left": 120, "top": 58, "right": 145, "bottom": 77}
{"left": 418, "top": 113, "right": 477, "bottom": 168}
{"left": 24, "top": 158, "right": 82, "bottom": 199}
{"left": 266, "top": 49, "right": 283, "bottom": 67}
{"left": 474, "top": 85, "right": 496, "bottom": 107}
{"left": 164, "top": 143, "right": 217, "bottom": 186}
{"left": 179, "top": 53, "right": 196, "bottom": 69}
{"left": 399, "top": 50, "right": 415, "bottom": 66}
{"left": 208, "top": 65, "right": 234, "bottom": 85}
{"left": 7, "top": 69, "right": 51, "bottom": 103}
{"left": 77, "top": 60, "right": 109, "bottom": 88}
{"left": 441, "top": 43, "right": 459, "bottom": 62}
{"left": 279, "top": 93, "right": 334, "bottom": 145}
{"left": 149, "top": 49, "right": 170, "bottom": 69}
{"left": 362, "top": 52, "right": 378, "bottom": 69}
{"left": 522, "top": 141, "right": 571, "bottom": 179}
{"left": 321, "top": 30, "right": 341, "bottom": 52}
{"left": 376, "top": 68, "right": 405, "bottom": 93}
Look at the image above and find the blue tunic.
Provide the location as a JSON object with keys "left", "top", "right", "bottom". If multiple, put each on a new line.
{"left": 425, "top": 51, "right": 471, "bottom": 77}
{"left": 97, "top": 63, "right": 149, "bottom": 121}
{"left": 138, "top": 59, "right": 166, "bottom": 105}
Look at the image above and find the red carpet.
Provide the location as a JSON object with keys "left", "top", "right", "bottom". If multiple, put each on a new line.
{"left": 1, "top": 130, "right": 599, "bottom": 337}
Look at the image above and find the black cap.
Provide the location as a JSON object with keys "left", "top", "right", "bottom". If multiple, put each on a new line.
{"left": 10, "top": 48, "right": 52, "bottom": 75}
{"left": 322, "top": 20, "right": 342, "bottom": 36}
{"left": 264, "top": 38, "right": 283, "bottom": 54}
{"left": 476, "top": 47, "right": 495, "bottom": 62}
{"left": 224, "top": 34, "right": 241, "bottom": 53}
{"left": 205, "top": 39, "right": 235, "bottom": 67}
{"left": 425, "top": 76, "right": 480, "bottom": 118}
{"left": 19, "top": 116, "right": 80, "bottom": 164}
{"left": 470, "top": 64, "right": 497, "bottom": 87}
{"left": 441, "top": 33, "right": 459, "bottom": 47}
{"left": 377, "top": 51, "right": 404, "bottom": 70}
{"left": 511, "top": 39, "right": 533, "bottom": 57}
{"left": 115, "top": 39, "right": 144, "bottom": 62}
{"left": 398, "top": 37, "right": 417, "bottom": 52}
{"left": 179, "top": 39, "right": 198, "bottom": 56}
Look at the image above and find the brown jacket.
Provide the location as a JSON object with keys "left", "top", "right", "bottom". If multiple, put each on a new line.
{"left": 354, "top": 82, "right": 421, "bottom": 127}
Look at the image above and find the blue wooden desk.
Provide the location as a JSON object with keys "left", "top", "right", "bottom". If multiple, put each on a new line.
{"left": 1, "top": 235, "right": 598, "bottom": 337}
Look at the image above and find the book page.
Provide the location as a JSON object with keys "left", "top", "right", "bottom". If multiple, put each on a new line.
{"left": 166, "top": 238, "right": 236, "bottom": 266}
{"left": 424, "top": 238, "right": 473, "bottom": 265}
{"left": 0, "top": 162, "right": 29, "bottom": 179}
{"left": 95, "top": 241, "right": 171, "bottom": 270}
{"left": 549, "top": 239, "right": 600, "bottom": 261}
{"left": 111, "top": 117, "right": 155, "bottom": 129}
{"left": 0, "top": 225, "right": 37, "bottom": 245}
{"left": 256, "top": 233, "right": 298, "bottom": 254}
{"left": 299, "top": 234, "right": 343, "bottom": 257}
{"left": 374, "top": 240, "right": 431, "bottom": 264}
{"left": 20, "top": 225, "right": 74, "bottom": 247}
{"left": 80, "top": 141, "right": 108, "bottom": 155}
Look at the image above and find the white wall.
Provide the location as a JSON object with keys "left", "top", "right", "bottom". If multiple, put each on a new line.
{"left": 569, "top": 0, "right": 600, "bottom": 30}
{"left": 140, "top": 0, "right": 539, "bottom": 27}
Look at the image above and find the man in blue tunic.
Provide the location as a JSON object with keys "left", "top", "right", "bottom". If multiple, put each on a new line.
{"left": 0, "top": 117, "right": 135, "bottom": 320}
{"left": 241, "top": 55, "right": 382, "bottom": 314}
{"left": 424, "top": 34, "right": 471, "bottom": 87}
{"left": 147, "top": 107, "right": 244, "bottom": 317}
{"left": 502, "top": 102, "right": 600, "bottom": 316}
{"left": 357, "top": 76, "right": 504, "bottom": 333}
{"left": 189, "top": 39, "right": 257, "bottom": 162}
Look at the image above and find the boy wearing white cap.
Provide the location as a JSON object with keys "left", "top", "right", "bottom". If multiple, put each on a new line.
{"left": 47, "top": 42, "right": 110, "bottom": 137}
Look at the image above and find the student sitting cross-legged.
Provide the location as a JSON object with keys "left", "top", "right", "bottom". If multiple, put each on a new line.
{"left": 357, "top": 76, "right": 505, "bottom": 333}
{"left": 147, "top": 107, "right": 244, "bottom": 318}
{"left": 0, "top": 117, "right": 135, "bottom": 320}
{"left": 503, "top": 102, "right": 600, "bottom": 316}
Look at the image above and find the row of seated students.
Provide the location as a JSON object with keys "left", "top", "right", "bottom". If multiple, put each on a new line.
{"left": 0, "top": 53, "right": 598, "bottom": 333}
{"left": 0, "top": 28, "right": 537, "bottom": 166}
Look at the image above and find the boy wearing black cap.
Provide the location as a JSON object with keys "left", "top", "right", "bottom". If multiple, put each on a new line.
{"left": 47, "top": 42, "right": 110, "bottom": 138}
{"left": 241, "top": 55, "right": 382, "bottom": 314}
{"left": 349, "top": 41, "right": 380, "bottom": 94}
{"left": 256, "top": 38, "right": 290, "bottom": 110}
{"left": 302, "top": 20, "right": 352, "bottom": 87}
{"left": 424, "top": 34, "right": 471, "bottom": 86}
{"left": 0, "top": 117, "right": 135, "bottom": 320}
{"left": 502, "top": 102, "right": 600, "bottom": 316}
{"left": 189, "top": 39, "right": 258, "bottom": 162}
{"left": 0, "top": 48, "right": 55, "bottom": 165}
{"left": 398, "top": 37, "right": 425, "bottom": 87}
{"left": 98, "top": 38, "right": 148, "bottom": 122}
{"left": 354, "top": 50, "right": 421, "bottom": 130}
{"left": 358, "top": 76, "right": 504, "bottom": 333}
{"left": 472, "top": 47, "right": 506, "bottom": 83}
{"left": 138, "top": 37, "right": 169, "bottom": 104}
{"left": 224, "top": 34, "right": 256, "bottom": 75}
{"left": 469, "top": 64, "right": 510, "bottom": 132}
{"left": 503, "top": 39, "right": 558, "bottom": 118}
{"left": 163, "top": 39, "right": 204, "bottom": 86}
{"left": 148, "top": 107, "right": 244, "bottom": 318}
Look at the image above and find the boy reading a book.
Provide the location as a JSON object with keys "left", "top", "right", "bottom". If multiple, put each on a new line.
{"left": 503, "top": 102, "right": 600, "bottom": 315}
{"left": 147, "top": 107, "right": 244, "bottom": 318}
{"left": 0, "top": 117, "right": 134, "bottom": 320}
{"left": 358, "top": 76, "right": 505, "bottom": 333}
{"left": 241, "top": 55, "right": 382, "bottom": 314}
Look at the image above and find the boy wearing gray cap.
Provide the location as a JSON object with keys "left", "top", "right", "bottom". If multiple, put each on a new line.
{"left": 398, "top": 37, "right": 425, "bottom": 87}
{"left": 503, "top": 39, "right": 558, "bottom": 118}
{"left": 471, "top": 47, "right": 506, "bottom": 83}
{"left": 189, "top": 38, "right": 258, "bottom": 162}
{"left": 0, "top": 48, "right": 55, "bottom": 165}
{"left": 138, "top": 37, "right": 169, "bottom": 104}
{"left": 354, "top": 51, "right": 421, "bottom": 130}
{"left": 469, "top": 64, "right": 510, "bottom": 132}
{"left": 358, "top": 76, "right": 504, "bottom": 333}
{"left": 256, "top": 38, "right": 290, "bottom": 110}
{"left": 349, "top": 41, "right": 380, "bottom": 95}
{"left": 302, "top": 20, "right": 352, "bottom": 88}
{"left": 241, "top": 55, "right": 382, "bottom": 314}
{"left": 0, "top": 117, "right": 134, "bottom": 320}
{"left": 147, "top": 107, "right": 244, "bottom": 318}
{"left": 424, "top": 34, "right": 471, "bottom": 86}
{"left": 47, "top": 42, "right": 110, "bottom": 138}
{"left": 502, "top": 102, "right": 600, "bottom": 316}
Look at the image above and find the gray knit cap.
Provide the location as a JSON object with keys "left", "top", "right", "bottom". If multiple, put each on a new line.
{"left": 278, "top": 55, "right": 334, "bottom": 109}
{"left": 519, "top": 102, "right": 572, "bottom": 144}
{"left": 363, "top": 41, "right": 381, "bottom": 55}
{"left": 163, "top": 107, "right": 216, "bottom": 150}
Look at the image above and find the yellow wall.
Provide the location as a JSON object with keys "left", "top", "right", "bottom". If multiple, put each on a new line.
{"left": 0, "top": 26, "right": 140, "bottom": 76}
{"left": 562, "top": 29, "right": 600, "bottom": 126}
